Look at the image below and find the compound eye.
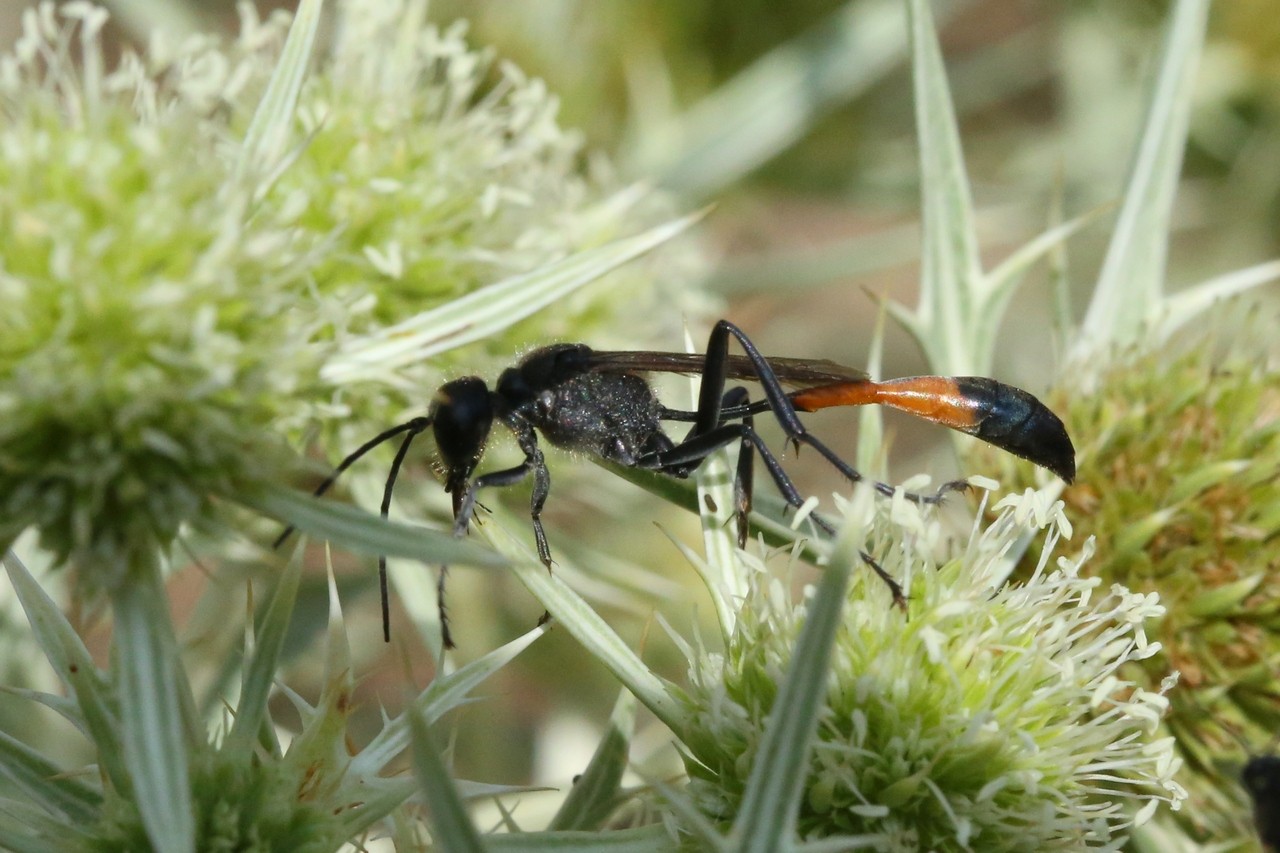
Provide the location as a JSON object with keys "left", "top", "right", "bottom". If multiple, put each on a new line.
{"left": 536, "top": 390, "right": 556, "bottom": 415}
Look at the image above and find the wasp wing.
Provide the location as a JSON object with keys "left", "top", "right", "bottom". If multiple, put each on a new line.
{"left": 585, "top": 350, "right": 869, "bottom": 387}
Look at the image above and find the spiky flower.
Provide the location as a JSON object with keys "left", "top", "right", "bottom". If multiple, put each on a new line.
{"left": 677, "top": 485, "right": 1185, "bottom": 849}
{"left": 0, "top": 2, "right": 310, "bottom": 574}
{"left": 974, "top": 332, "right": 1280, "bottom": 844}
{"left": 1, "top": 546, "right": 548, "bottom": 853}
{"left": 0, "top": 2, "right": 697, "bottom": 850}
{"left": 89, "top": 683, "right": 367, "bottom": 853}
{"left": 0, "top": 0, "right": 694, "bottom": 584}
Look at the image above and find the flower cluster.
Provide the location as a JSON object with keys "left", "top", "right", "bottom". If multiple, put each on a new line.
{"left": 0, "top": 1, "right": 691, "bottom": 582}
{"left": 679, "top": 486, "right": 1185, "bottom": 849}
{"left": 975, "top": 332, "right": 1280, "bottom": 842}
{"left": 0, "top": 4, "right": 312, "bottom": 573}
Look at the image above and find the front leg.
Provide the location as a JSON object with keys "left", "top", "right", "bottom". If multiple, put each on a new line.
{"left": 452, "top": 424, "right": 551, "bottom": 567}
{"left": 445, "top": 422, "right": 552, "bottom": 646}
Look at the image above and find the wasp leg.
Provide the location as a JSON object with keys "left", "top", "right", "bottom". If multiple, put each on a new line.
{"left": 448, "top": 423, "right": 552, "bottom": 645}
{"left": 665, "top": 320, "right": 965, "bottom": 505}
{"left": 637, "top": 420, "right": 906, "bottom": 608}
{"left": 716, "top": 386, "right": 755, "bottom": 548}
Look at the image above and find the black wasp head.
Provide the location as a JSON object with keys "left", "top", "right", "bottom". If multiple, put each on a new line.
{"left": 430, "top": 377, "right": 494, "bottom": 493}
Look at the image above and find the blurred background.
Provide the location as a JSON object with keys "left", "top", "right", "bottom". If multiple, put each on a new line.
{"left": 3, "top": 0, "right": 1277, "bottom": 837}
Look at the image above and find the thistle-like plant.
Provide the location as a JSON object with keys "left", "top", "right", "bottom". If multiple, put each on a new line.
{"left": 0, "top": 0, "right": 1248, "bottom": 850}
{"left": 677, "top": 486, "right": 1185, "bottom": 849}
{"left": 2, "top": 547, "right": 547, "bottom": 852}
{"left": 860, "top": 0, "right": 1280, "bottom": 845}
{"left": 548, "top": 0, "right": 1270, "bottom": 846}
{"left": 975, "top": 333, "right": 1280, "bottom": 846}
{"left": 0, "top": 1, "right": 697, "bottom": 850}
{"left": 476, "top": 472, "right": 1185, "bottom": 850}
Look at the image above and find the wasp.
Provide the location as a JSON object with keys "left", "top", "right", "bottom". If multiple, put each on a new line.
{"left": 279, "top": 320, "right": 1074, "bottom": 647}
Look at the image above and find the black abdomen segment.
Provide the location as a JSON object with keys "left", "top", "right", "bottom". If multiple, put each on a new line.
{"left": 954, "top": 377, "right": 1075, "bottom": 483}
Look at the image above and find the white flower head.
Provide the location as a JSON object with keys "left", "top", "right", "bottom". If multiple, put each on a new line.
{"left": 680, "top": 485, "right": 1184, "bottom": 849}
